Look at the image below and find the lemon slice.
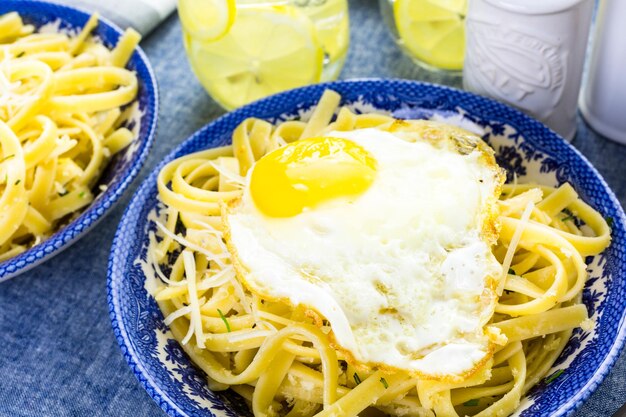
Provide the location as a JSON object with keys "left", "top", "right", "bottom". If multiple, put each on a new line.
{"left": 178, "top": 0, "right": 236, "bottom": 42}
{"left": 186, "top": 6, "right": 323, "bottom": 109}
{"left": 393, "top": 0, "right": 466, "bottom": 70}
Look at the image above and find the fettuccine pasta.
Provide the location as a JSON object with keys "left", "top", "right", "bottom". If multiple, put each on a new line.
{"left": 0, "top": 12, "right": 141, "bottom": 261}
{"left": 149, "top": 90, "right": 611, "bottom": 417}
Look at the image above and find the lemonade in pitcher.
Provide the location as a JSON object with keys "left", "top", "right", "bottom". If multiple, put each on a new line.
{"left": 179, "top": 0, "right": 349, "bottom": 110}
{"left": 380, "top": 0, "right": 466, "bottom": 72}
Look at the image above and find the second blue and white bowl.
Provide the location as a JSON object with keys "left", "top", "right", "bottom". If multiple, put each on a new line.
{"left": 0, "top": 0, "right": 158, "bottom": 281}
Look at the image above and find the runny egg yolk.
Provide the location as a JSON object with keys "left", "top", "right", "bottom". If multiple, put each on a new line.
{"left": 250, "top": 137, "right": 377, "bottom": 217}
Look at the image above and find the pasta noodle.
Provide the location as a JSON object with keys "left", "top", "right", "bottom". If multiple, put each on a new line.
{"left": 0, "top": 12, "right": 140, "bottom": 261}
{"left": 149, "top": 90, "right": 611, "bottom": 417}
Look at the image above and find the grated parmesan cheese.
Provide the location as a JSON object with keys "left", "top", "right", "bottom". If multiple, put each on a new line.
{"left": 498, "top": 201, "right": 535, "bottom": 295}
{"left": 183, "top": 250, "right": 205, "bottom": 348}
{"left": 580, "top": 318, "right": 595, "bottom": 332}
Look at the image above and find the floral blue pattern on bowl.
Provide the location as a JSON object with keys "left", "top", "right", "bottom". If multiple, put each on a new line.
{"left": 0, "top": 0, "right": 158, "bottom": 281}
{"left": 107, "top": 79, "right": 626, "bottom": 417}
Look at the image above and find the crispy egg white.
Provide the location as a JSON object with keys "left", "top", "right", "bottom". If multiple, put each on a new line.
{"left": 224, "top": 121, "right": 505, "bottom": 379}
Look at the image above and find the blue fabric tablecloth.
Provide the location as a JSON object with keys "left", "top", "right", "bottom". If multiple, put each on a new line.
{"left": 1, "top": 0, "right": 625, "bottom": 415}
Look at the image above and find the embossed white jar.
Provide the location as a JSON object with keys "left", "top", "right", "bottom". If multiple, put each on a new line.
{"left": 463, "top": 0, "right": 594, "bottom": 141}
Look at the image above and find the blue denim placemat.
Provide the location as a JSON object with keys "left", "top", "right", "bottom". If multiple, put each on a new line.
{"left": 1, "top": 0, "right": 625, "bottom": 415}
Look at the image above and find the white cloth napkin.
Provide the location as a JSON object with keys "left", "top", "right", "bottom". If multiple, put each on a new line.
{"left": 58, "top": 0, "right": 177, "bottom": 35}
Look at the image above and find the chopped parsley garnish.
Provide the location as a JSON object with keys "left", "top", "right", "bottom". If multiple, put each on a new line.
{"left": 605, "top": 216, "right": 614, "bottom": 228}
{"left": 544, "top": 369, "right": 564, "bottom": 384}
{"left": 217, "top": 308, "right": 231, "bottom": 333}
{"left": 16, "top": 51, "right": 25, "bottom": 58}
{"left": 379, "top": 377, "right": 388, "bottom": 389}
{"left": 463, "top": 399, "right": 480, "bottom": 407}
{"left": 353, "top": 372, "right": 362, "bottom": 386}
{"left": 0, "top": 154, "right": 15, "bottom": 163}
{"left": 79, "top": 191, "right": 86, "bottom": 198}
{"left": 508, "top": 268, "right": 515, "bottom": 275}
{"left": 14, "top": 179, "right": 21, "bottom": 185}
{"left": 561, "top": 214, "right": 576, "bottom": 222}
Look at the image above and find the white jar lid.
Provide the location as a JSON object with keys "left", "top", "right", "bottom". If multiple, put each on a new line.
{"left": 483, "top": 0, "right": 590, "bottom": 15}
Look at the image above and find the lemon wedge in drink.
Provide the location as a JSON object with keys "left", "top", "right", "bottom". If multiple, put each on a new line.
{"left": 183, "top": 6, "right": 324, "bottom": 110}
{"left": 393, "top": 0, "right": 466, "bottom": 70}
{"left": 178, "top": 0, "right": 236, "bottom": 41}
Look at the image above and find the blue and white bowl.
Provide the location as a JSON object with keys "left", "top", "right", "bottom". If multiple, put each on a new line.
{"left": 108, "top": 79, "right": 626, "bottom": 417}
{"left": 0, "top": 0, "right": 158, "bottom": 281}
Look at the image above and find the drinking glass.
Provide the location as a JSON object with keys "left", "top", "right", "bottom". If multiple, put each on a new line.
{"left": 379, "top": 0, "right": 466, "bottom": 72}
{"left": 179, "top": 0, "right": 349, "bottom": 110}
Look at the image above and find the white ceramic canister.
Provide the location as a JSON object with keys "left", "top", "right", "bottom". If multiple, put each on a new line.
{"left": 580, "top": 0, "right": 626, "bottom": 145}
{"left": 463, "top": 0, "right": 595, "bottom": 141}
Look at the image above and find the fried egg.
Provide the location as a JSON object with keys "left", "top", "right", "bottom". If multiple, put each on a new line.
{"left": 224, "top": 121, "right": 506, "bottom": 379}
